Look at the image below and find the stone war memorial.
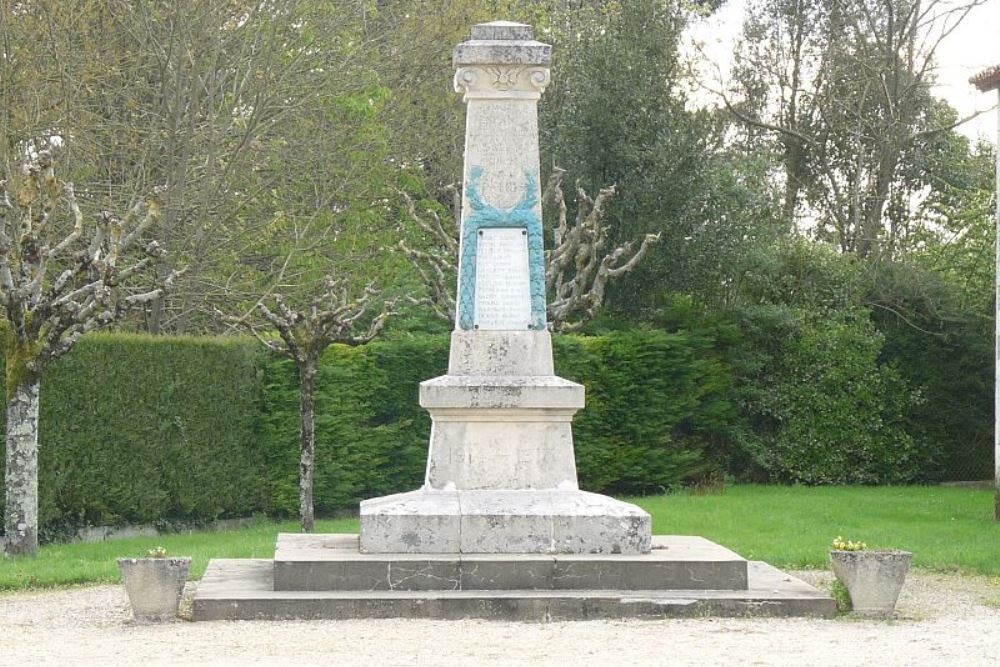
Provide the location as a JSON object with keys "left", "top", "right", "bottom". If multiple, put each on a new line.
{"left": 192, "top": 21, "right": 834, "bottom": 621}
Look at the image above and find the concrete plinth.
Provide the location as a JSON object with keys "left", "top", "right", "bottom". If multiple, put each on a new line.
{"left": 446, "top": 331, "right": 554, "bottom": 376}
{"left": 276, "top": 534, "right": 739, "bottom": 591}
{"left": 360, "top": 489, "right": 650, "bottom": 554}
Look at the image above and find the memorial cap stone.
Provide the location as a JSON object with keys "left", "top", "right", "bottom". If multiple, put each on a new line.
{"left": 453, "top": 21, "right": 552, "bottom": 67}
{"left": 471, "top": 20, "right": 534, "bottom": 41}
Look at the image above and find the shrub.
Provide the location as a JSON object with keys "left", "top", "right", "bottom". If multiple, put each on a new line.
{"left": 733, "top": 306, "right": 929, "bottom": 484}
{"left": 731, "top": 241, "right": 935, "bottom": 484}
{"left": 868, "top": 260, "right": 991, "bottom": 481}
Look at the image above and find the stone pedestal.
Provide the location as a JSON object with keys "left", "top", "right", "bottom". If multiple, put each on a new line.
{"left": 359, "top": 21, "right": 651, "bottom": 554}
{"left": 362, "top": 490, "right": 650, "bottom": 555}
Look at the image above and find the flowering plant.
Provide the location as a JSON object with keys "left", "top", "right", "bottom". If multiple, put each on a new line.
{"left": 831, "top": 536, "right": 867, "bottom": 551}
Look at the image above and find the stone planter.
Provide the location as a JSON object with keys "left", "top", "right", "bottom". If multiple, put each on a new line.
{"left": 829, "top": 549, "right": 912, "bottom": 617}
{"left": 118, "top": 557, "right": 191, "bottom": 622}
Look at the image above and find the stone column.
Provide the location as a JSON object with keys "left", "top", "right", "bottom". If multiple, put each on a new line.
{"left": 452, "top": 21, "right": 550, "bottom": 336}
{"left": 419, "top": 22, "right": 578, "bottom": 492}
{"left": 360, "top": 22, "right": 650, "bottom": 554}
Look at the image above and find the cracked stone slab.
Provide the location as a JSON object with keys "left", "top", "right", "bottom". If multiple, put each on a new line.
{"left": 360, "top": 490, "right": 462, "bottom": 553}
{"left": 193, "top": 558, "right": 835, "bottom": 621}
{"left": 275, "top": 534, "right": 744, "bottom": 591}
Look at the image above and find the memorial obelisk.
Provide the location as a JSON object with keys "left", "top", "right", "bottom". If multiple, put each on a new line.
{"left": 360, "top": 21, "right": 651, "bottom": 554}
{"left": 192, "top": 21, "right": 835, "bottom": 622}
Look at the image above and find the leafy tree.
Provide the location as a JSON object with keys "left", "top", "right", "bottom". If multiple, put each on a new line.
{"left": 0, "top": 0, "right": 401, "bottom": 333}
{"left": 540, "top": 1, "right": 783, "bottom": 313}
{"left": 914, "top": 140, "right": 996, "bottom": 313}
{"left": 725, "top": 0, "right": 990, "bottom": 257}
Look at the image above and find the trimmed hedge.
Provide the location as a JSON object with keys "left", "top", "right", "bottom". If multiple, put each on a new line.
{"left": 259, "top": 331, "right": 733, "bottom": 514}
{"left": 1, "top": 331, "right": 735, "bottom": 534}
{"left": 0, "top": 321, "right": 949, "bottom": 537}
{"left": 259, "top": 337, "right": 449, "bottom": 516}
{"left": 0, "top": 334, "right": 266, "bottom": 539}
{"left": 555, "top": 332, "right": 734, "bottom": 494}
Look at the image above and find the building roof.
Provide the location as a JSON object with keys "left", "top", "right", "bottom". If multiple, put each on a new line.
{"left": 970, "top": 64, "right": 1000, "bottom": 92}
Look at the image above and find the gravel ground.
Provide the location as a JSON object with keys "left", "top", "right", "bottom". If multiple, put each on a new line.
{"left": 1, "top": 570, "right": 998, "bottom": 666}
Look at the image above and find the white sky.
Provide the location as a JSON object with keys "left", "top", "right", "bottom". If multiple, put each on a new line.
{"left": 686, "top": 0, "right": 1000, "bottom": 146}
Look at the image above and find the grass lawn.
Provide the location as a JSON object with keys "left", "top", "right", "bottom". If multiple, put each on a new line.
{"left": 1, "top": 485, "right": 997, "bottom": 590}
{"left": 629, "top": 485, "right": 1000, "bottom": 575}
{"left": 0, "top": 517, "right": 356, "bottom": 591}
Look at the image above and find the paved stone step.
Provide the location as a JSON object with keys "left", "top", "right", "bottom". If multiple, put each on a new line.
{"left": 273, "top": 533, "right": 748, "bottom": 591}
{"left": 193, "top": 559, "right": 835, "bottom": 621}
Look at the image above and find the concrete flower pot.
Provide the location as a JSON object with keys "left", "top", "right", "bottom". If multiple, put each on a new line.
{"left": 118, "top": 557, "right": 191, "bottom": 622}
{"left": 829, "top": 549, "right": 912, "bottom": 617}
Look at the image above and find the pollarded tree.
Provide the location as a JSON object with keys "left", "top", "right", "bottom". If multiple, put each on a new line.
{"left": 1, "top": 151, "right": 182, "bottom": 556}
{"left": 543, "top": 169, "right": 660, "bottom": 330}
{"left": 230, "top": 276, "right": 395, "bottom": 532}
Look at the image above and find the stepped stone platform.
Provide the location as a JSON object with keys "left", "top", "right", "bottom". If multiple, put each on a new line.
{"left": 191, "top": 533, "right": 836, "bottom": 621}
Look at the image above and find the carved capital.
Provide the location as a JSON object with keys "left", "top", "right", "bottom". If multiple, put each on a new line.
{"left": 454, "top": 66, "right": 550, "bottom": 101}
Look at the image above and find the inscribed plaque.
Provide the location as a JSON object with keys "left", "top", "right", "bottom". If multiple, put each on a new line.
{"left": 474, "top": 227, "right": 532, "bottom": 330}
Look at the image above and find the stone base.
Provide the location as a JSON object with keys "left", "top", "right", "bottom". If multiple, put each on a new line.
{"left": 274, "top": 534, "right": 746, "bottom": 591}
{"left": 359, "top": 489, "right": 651, "bottom": 554}
{"left": 419, "top": 374, "right": 584, "bottom": 490}
{"left": 192, "top": 557, "right": 836, "bottom": 621}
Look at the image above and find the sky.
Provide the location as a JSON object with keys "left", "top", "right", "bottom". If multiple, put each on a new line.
{"left": 686, "top": 0, "right": 1000, "bottom": 146}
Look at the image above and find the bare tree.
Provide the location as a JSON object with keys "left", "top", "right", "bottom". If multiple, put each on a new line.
{"left": 543, "top": 168, "right": 660, "bottom": 331}
{"left": 400, "top": 168, "right": 659, "bottom": 331}
{"left": 1, "top": 151, "right": 182, "bottom": 556}
{"left": 229, "top": 276, "right": 395, "bottom": 532}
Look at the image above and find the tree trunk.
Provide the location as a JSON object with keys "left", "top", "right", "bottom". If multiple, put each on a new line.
{"left": 3, "top": 378, "right": 41, "bottom": 556}
{"left": 781, "top": 139, "right": 804, "bottom": 227}
{"left": 994, "top": 91, "right": 1000, "bottom": 521}
{"left": 148, "top": 294, "right": 164, "bottom": 335}
{"left": 298, "top": 357, "right": 317, "bottom": 533}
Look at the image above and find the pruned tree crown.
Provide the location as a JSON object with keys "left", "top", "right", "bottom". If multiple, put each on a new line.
{"left": 0, "top": 151, "right": 183, "bottom": 392}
